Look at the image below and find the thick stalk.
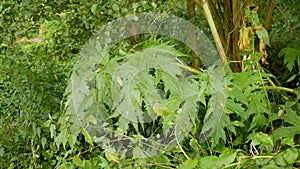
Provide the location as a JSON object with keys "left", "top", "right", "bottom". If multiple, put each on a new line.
{"left": 208, "top": 0, "right": 226, "bottom": 47}
{"left": 195, "top": 0, "right": 231, "bottom": 71}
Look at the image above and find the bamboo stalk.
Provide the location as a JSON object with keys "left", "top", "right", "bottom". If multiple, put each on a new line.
{"left": 208, "top": 0, "right": 226, "bottom": 47}
{"left": 195, "top": 0, "right": 231, "bottom": 71}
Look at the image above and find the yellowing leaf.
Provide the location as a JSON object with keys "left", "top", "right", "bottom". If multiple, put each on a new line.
{"left": 239, "top": 26, "right": 253, "bottom": 51}
{"left": 259, "top": 39, "right": 269, "bottom": 64}
{"left": 85, "top": 115, "right": 97, "bottom": 125}
{"left": 104, "top": 151, "right": 120, "bottom": 164}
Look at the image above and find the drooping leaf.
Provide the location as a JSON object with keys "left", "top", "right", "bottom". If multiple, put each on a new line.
{"left": 54, "top": 132, "right": 63, "bottom": 150}
{"left": 256, "top": 29, "right": 270, "bottom": 45}
{"left": 50, "top": 124, "right": 56, "bottom": 139}
{"left": 81, "top": 127, "right": 94, "bottom": 147}
{"left": 67, "top": 134, "right": 77, "bottom": 149}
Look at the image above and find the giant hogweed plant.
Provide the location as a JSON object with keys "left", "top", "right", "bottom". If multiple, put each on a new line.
{"left": 57, "top": 41, "right": 228, "bottom": 157}
{"left": 54, "top": 38, "right": 300, "bottom": 168}
{"left": 52, "top": 6, "right": 300, "bottom": 169}
{"left": 55, "top": 6, "right": 300, "bottom": 167}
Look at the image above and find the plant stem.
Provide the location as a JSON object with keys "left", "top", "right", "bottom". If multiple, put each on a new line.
{"left": 257, "top": 86, "right": 295, "bottom": 94}
{"left": 195, "top": 0, "right": 231, "bottom": 71}
{"left": 173, "top": 62, "right": 202, "bottom": 74}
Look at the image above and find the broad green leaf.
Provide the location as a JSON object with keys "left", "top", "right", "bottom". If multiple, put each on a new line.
{"left": 198, "top": 156, "right": 218, "bottom": 169}
{"left": 273, "top": 110, "right": 300, "bottom": 141}
{"left": 150, "top": 155, "right": 170, "bottom": 166}
{"left": 217, "top": 148, "right": 237, "bottom": 167}
{"left": 226, "top": 98, "right": 245, "bottom": 115}
{"left": 283, "top": 110, "right": 300, "bottom": 126}
{"left": 83, "top": 160, "right": 92, "bottom": 169}
{"left": 256, "top": 29, "right": 270, "bottom": 45}
{"left": 284, "top": 147, "right": 300, "bottom": 165}
{"left": 279, "top": 47, "right": 300, "bottom": 71}
{"left": 178, "top": 158, "right": 198, "bottom": 169}
{"left": 281, "top": 137, "right": 295, "bottom": 146}
{"left": 248, "top": 132, "right": 273, "bottom": 146}
{"left": 132, "top": 147, "right": 145, "bottom": 158}
{"left": 91, "top": 4, "right": 98, "bottom": 15}
{"left": 273, "top": 126, "right": 300, "bottom": 141}
{"left": 274, "top": 148, "right": 299, "bottom": 166}
{"left": 41, "top": 137, "right": 47, "bottom": 149}
{"left": 54, "top": 133, "right": 63, "bottom": 149}
{"left": 249, "top": 113, "right": 268, "bottom": 131}
{"left": 112, "top": 4, "right": 119, "bottom": 11}
{"left": 62, "top": 130, "right": 68, "bottom": 150}
{"left": 73, "top": 154, "right": 83, "bottom": 167}
{"left": 199, "top": 67, "right": 235, "bottom": 146}
{"left": 227, "top": 89, "right": 248, "bottom": 105}
{"left": 283, "top": 148, "right": 299, "bottom": 165}
{"left": 245, "top": 92, "right": 269, "bottom": 119}
{"left": 67, "top": 134, "right": 77, "bottom": 149}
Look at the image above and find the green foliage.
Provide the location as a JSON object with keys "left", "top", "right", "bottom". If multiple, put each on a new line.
{"left": 1, "top": 0, "right": 300, "bottom": 168}
{"left": 279, "top": 39, "right": 300, "bottom": 73}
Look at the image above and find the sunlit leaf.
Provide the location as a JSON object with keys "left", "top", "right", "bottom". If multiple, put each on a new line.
{"left": 73, "top": 154, "right": 83, "bottom": 167}
{"left": 105, "top": 150, "right": 121, "bottom": 164}
{"left": 81, "top": 127, "right": 94, "bottom": 147}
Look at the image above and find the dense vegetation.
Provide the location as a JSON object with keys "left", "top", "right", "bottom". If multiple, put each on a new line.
{"left": 0, "top": 0, "right": 299, "bottom": 168}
